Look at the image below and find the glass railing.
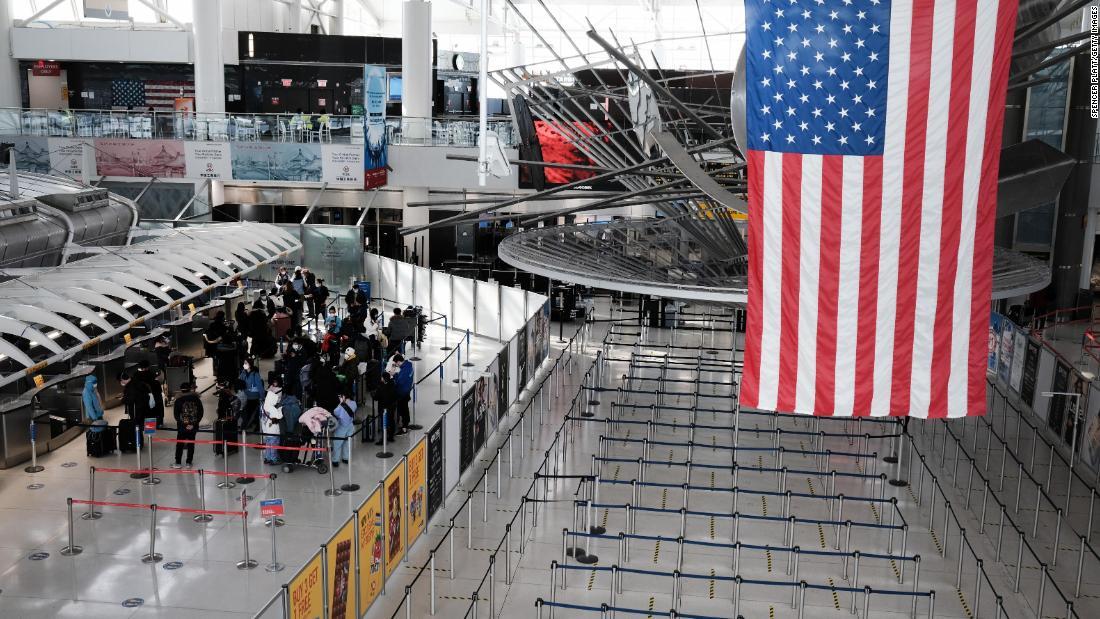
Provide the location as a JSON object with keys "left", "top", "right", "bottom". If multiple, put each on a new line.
{"left": 0, "top": 108, "right": 518, "bottom": 149}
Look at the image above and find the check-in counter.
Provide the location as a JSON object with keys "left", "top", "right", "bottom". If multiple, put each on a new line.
{"left": 87, "top": 330, "right": 164, "bottom": 409}
{"left": 0, "top": 366, "right": 92, "bottom": 469}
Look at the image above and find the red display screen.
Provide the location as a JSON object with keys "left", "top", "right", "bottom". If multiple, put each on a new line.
{"left": 533, "top": 120, "right": 600, "bottom": 185}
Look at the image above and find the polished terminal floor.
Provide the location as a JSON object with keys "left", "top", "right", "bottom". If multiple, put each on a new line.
{"left": 0, "top": 300, "right": 1093, "bottom": 618}
{"left": 0, "top": 319, "right": 505, "bottom": 618}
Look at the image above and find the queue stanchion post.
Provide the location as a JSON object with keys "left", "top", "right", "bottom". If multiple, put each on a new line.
{"left": 141, "top": 504, "right": 162, "bottom": 564}
{"left": 60, "top": 497, "right": 83, "bottom": 556}
{"left": 324, "top": 426, "right": 342, "bottom": 497}
{"left": 435, "top": 365, "right": 448, "bottom": 405}
{"left": 194, "top": 470, "right": 214, "bottom": 523}
{"left": 265, "top": 510, "right": 284, "bottom": 572}
{"left": 462, "top": 330, "right": 474, "bottom": 367}
{"left": 131, "top": 425, "right": 149, "bottom": 479}
{"left": 236, "top": 430, "right": 255, "bottom": 485}
{"left": 341, "top": 426, "right": 360, "bottom": 492}
{"left": 142, "top": 420, "right": 160, "bottom": 485}
{"left": 441, "top": 316, "right": 451, "bottom": 350}
{"left": 453, "top": 345, "right": 465, "bottom": 384}
{"left": 25, "top": 419, "right": 44, "bottom": 474}
{"left": 218, "top": 438, "right": 236, "bottom": 489}
{"left": 408, "top": 384, "right": 423, "bottom": 431}
{"left": 377, "top": 410, "right": 393, "bottom": 459}
{"left": 265, "top": 474, "right": 285, "bottom": 527}
{"left": 82, "top": 467, "right": 102, "bottom": 520}
{"left": 237, "top": 510, "right": 258, "bottom": 569}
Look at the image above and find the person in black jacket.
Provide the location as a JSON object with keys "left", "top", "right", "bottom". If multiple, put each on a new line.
{"left": 171, "top": 382, "right": 203, "bottom": 468}
{"left": 374, "top": 372, "right": 398, "bottom": 445}
{"left": 134, "top": 360, "right": 165, "bottom": 428}
{"left": 119, "top": 372, "right": 152, "bottom": 447}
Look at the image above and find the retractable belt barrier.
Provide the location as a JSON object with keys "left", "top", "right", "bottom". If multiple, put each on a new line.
{"left": 581, "top": 413, "right": 901, "bottom": 440}
{"left": 151, "top": 436, "right": 330, "bottom": 452}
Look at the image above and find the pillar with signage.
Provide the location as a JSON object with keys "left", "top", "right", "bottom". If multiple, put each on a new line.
{"left": 192, "top": 0, "right": 226, "bottom": 113}
{"left": 400, "top": 0, "right": 432, "bottom": 266}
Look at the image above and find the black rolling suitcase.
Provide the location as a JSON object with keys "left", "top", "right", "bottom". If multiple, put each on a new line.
{"left": 214, "top": 417, "right": 239, "bottom": 455}
{"left": 86, "top": 426, "right": 116, "bottom": 457}
{"left": 117, "top": 418, "right": 138, "bottom": 452}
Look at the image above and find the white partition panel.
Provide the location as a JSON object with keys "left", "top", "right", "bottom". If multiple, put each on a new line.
{"left": 414, "top": 265, "right": 432, "bottom": 315}
{"left": 379, "top": 257, "right": 397, "bottom": 304}
{"left": 1034, "top": 348, "right": 1056, "bottom": 422}
{"left": 452, "top": 277, "right": 475, "bottom": 334}
{"left": 444, "top": 405, "right": 461, "bottom": 496}
{"left": 432, "top": 271, "right": 453, "bottom": 327}
{"left": 396, "top": 261, "right": 416, "bottom": 307}
{"left": 363, "top": 254, "right": 381, "bottom": 300}
{"left": 508, "top": 336, "right": 519, "bottom": 404}
{"left": 501, "top": 286, "right": 526, "bottom": 338}
{"left": 475, "top": 281, "right": 501, "bottom": 340}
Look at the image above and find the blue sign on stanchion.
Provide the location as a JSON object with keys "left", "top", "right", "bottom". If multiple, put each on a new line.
{"left": 354, "top": 280, "right": 372, "bottom": 303}
{"left": 143, "top": 419, "right": 157, "bottom": 435}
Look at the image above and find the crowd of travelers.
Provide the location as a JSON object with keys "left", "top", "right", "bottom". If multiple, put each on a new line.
{"left": 102, "top": 265, "right": 419, "bottom": 468}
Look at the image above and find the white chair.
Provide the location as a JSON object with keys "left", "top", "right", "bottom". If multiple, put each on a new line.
{"left": 276, "top": 119, "right": 290, "bottom": 142}
{"left": 209, "top": 118, "right": 230, "bottom": 141}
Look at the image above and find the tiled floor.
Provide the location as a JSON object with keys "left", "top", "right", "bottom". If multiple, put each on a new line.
{"left": 0, "top": 320, "right": 509, "bottom": 618}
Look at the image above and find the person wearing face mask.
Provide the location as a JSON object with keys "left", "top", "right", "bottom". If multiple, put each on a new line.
{"left": 332, "top": 392, "right": 356, "bottom": 465}
{"left": 239, "top": 358, "right": 265, "bottom": 432}
{"left": 261, "top": 377, "right": 285, "bottom": 465}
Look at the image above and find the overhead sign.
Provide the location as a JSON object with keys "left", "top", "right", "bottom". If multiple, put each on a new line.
{"left": 84, "top": 0, "right": 129, "bottom": 20}
{"left": 259, "top": 498, "right": 285, "bottom": 518}
{"left": 32, "top": 61, "right": 61, "bottom": 77}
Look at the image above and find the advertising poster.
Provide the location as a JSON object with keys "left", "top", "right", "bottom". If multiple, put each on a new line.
{"left": 1082, "top": 392, "right": 1100, "bottom": 471}
{"left": 1065, "top": 371, "right": 1089, "bottom": 446}
{"left": 998, "top": 321, "right": 1015, "bottom": 384}
{"left": 988, "top": 312, "right": 1002, "bottom": 373}
{"left": 325, "top": 518, "right": 356, "bottom": 619}
{"left": 364, "top": 65, "right": 388, "bottom": 189}
{"left": 1048, "top": 361, "right": 1070, "bottom": 435}
{"left": 541, "top": 301, "right": 551, "bottom": 362}
{"left": 184, "top": 141, "right": 232, "bottom": 179}
{"left": 484, "top": 357, "right": 500, "bottom": 434}
{"left": 473, "top": 376, "right": 488, "bottom": 450}
{"left": 5, "top": 136, "right": 50, "bottom": 173}
{"left": 517, "top": 326, "right": 529, "bottom": 389}
{"left": 1020, "top": 339, "right": 1040, "bottom": 407}
{"left": 357, "top": 489, "right": 384, "bottom": 615}
{"left": 1010, "top": 330, "right": 1027, "bottom": 393}
{"left": 460, "top": 387, "right": 477, "bottom": 473}
{"left": 322, "top": 144, "right": 365, "bottom": 187}
{"left": 48, "top": 138, "right": 88, "bottom": 177}
{"left": 384, "top": 462, "right": 406, "bottom": 578}
{"left": 288, "top": 551, "right": 324, "bottom": 619}
{"left": 406, "top": 438, "right": 427, "bottom": 547}
{"left": 497, "top": 347, "right": 510, "bottom": 420}
{"left": 95, "top": 139, "right": 186, "bottom": 177}
{"left": 426, "top": 418, "right": 444, "bottom": 520}
{"left": 231, "top": 142, "right": 321, "bottom": 182}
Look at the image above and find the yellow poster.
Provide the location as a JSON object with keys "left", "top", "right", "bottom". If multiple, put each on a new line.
{"left": 325, "top": 517, "right": 356, "bottom": 619}
{"left": 384, "top": 461, "right": 407, "bottom": 578}
{"left": 407, "top": 438, "right": 427, "bottom": 547}
{"left": 357, "top": 489, "right": 384, "bottom": 615}
{"left": 288, "top": 551, "right": 324, "bottom": 619}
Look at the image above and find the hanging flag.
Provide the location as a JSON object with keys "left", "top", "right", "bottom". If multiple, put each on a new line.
{"left": 739, "top": 0, "right": 1017, "bottom": 418}
{"left": 111, "top": 79, "right": 145, "bottom": 109}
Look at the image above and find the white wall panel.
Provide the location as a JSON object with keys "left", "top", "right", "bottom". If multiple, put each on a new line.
{"left": 475, "top": 281, "right": 500, "bottom": 340}
{"left": 444, "top": 406, "right": 461, "bottom": 496}
{"left": 501, "top": 286, "right": 526, "bottom": 339}
{"left": 396, "top": 261, "right": 415, "bottom": 307}
{"left": 12, "top": 27, "right": 190, "bottom": 63}
{"left": 432, "top": 271, "right": 452, "bottom": 327}
{"left": 452, "top": 277, "right": 475, "bottom": 334}
{"left": 414, "top": 265, "right": 432, "bottom": 315}
{"left": 379, "top": 257, "right": 397, "bottom": 304}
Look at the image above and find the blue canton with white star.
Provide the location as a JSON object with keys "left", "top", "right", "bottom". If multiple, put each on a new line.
{"left": 745, "top": 0, "right": 890, "bottom": 155}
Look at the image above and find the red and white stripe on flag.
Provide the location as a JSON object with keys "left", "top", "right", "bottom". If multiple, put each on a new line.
{"left": 740, "top": 0, "right": 1018, "bottom": 418}
{"left": 145, "top": 81, "right": 195, "bottom": 110}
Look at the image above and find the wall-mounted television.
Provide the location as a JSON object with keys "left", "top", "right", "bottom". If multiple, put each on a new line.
{"left": 388, "top": 76, "right": 402, "bottom": 102}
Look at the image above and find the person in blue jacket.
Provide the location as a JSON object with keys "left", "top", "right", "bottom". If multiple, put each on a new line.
{"left": 393, "top": 354, "right": 414, "bottom": 434}
{"left": 239, "top": 357, "right": 265, "bottom": 432}
{"left": 83, "top": 375, "right": 106, "bottom": 431}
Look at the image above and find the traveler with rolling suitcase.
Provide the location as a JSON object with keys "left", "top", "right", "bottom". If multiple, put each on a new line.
{"left": 214, "top": 379, "right": 243, "bottom": 455}
{"left": 82, "top": 375, "right": 116, "bottom": 457}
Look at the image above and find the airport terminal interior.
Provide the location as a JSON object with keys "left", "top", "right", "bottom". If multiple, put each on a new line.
{"left": 0, "top": 0, "right": 1097, "bottom": 617}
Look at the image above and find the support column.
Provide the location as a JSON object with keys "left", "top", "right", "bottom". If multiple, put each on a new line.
{"left": 289, "top": 0, "right": 304, "bottom": 32}
{"left": 401, "top": 0, "right": 433, "bottom": 266}
{"left": 0, "top": 0, "right": 20, "bottom": 108}
{"left": 331, "top": 0, "right": 345, "bottom": 35}
{"left": 192, "top": 0, "right": 226, "bottom": 113}
{"left": 403, "top": 188, "right": 429, "bottom": 266}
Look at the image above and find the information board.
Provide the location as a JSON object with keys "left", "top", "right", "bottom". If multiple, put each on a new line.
{"left": 383, "top": 462, "right": 406, "bottom": 578}
{"left": 406, "top": 438, "right": 427, "bottom": 547}
{"left": 426, "top": 418, "right": 444, "bottom": 520}
{"left": 460, "top": 387, "right": 476, "bottom": 473}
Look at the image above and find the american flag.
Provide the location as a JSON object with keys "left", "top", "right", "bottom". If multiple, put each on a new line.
{"left": 739, "top": 0, "right": 1017, "bottom": 418}
{"left": 111, "top": 80, "right": 194, "bottom": 110}
{"left": 145, "top": 81, "right": 195, "bottom": 110}
{"left": 111, "top": 79, "right": 145, "bottom": 108}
